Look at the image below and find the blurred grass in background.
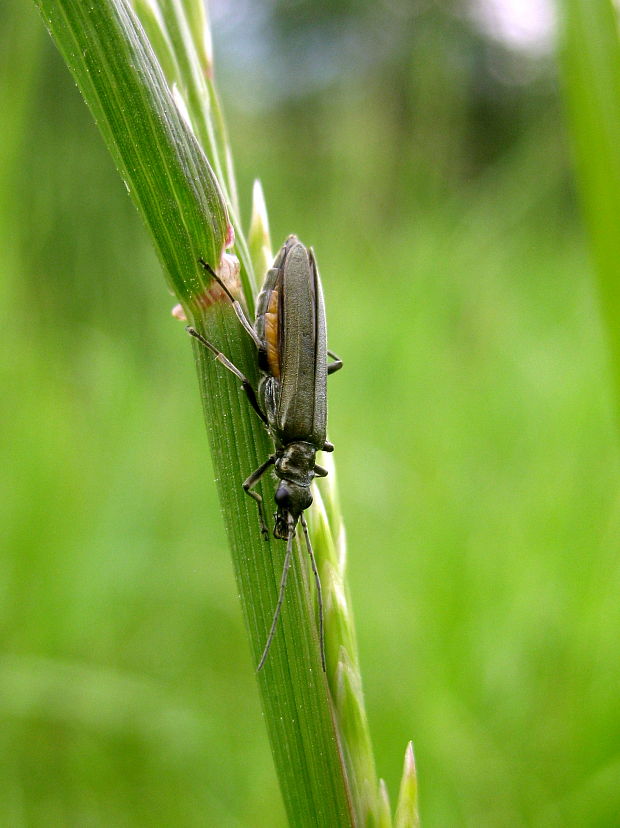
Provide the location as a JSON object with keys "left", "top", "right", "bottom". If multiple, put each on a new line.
{"left": 2, "top": 0, "right": 620, "bottom": 825}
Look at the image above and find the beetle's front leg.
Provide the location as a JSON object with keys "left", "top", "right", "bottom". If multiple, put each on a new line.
{"left": 327, "top": 349, "right": 343, "bottom": 375}
{"left": 243, "top": 455, "right": 276, "bottom": 540}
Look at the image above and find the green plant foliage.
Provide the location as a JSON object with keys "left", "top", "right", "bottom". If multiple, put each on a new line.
{"left": 560, "top": 0, "right": 620, "bottom": 408}
{"left": 34, "top": 0, "right": 227, "bottom": 307}
{"left": 30, "top": 0, "right": 374, "bottom": 824}
{"left": 5, "top": 0, "right": 620, "bottom": 825}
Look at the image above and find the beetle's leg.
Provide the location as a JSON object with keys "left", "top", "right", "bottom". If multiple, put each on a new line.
{"left": 300, "top": 514, "right": 326, "bottom": 672}
{"left": 242, "top": 455, "right": 275, "bottom": 540}
{"left": 257, "top": 519, "right": 295, "bottom": 670}
{"left": 198, "top": 259, "right": 263, "bottom": 350}
{"left": 186, "top": 326, "right": 268, "bottom": 426}
{"left": 322, "top": 441, "right": 334, "bottom": 452}
{"left": 327, "top": 349, "right": 343, "bottom": 375}
{"left": 314, "top": 464, "right": 328, "bottom": 478}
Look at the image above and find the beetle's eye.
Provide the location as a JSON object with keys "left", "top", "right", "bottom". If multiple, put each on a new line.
{"left": 275, "top": 485, "right": 291, "bottom": 509}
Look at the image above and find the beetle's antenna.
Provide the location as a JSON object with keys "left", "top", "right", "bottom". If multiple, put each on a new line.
{"left": 257, "top": 523, "right": 294, "bottom": 671}
{"left": 198, "top": 257, "right": 235, "bottom": 302}
{"left": 300, "top": 514, "right": 326, "bottom": 672}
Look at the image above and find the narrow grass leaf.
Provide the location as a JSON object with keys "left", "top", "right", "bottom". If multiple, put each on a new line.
{"left": 559, "top": 0, "right": 620, "bottom": 408}
{"left": 33, "top": 1, "right": 357, "bottom": 824}
{"left": 34, "top": 0, "right": 227, "bottom": 308}
{"left": 394, "top": 742, "right": 419, "bottom": 828}
{"left": 248, "top": 179, "right": 273, "bottom": 280}
{"left": 377, "top": 779, "right": 393, "bottom": 828}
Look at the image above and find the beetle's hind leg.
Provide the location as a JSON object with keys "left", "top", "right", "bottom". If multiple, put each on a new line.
{"left": 186, "top": 326, "right": 268, "bottom": 426}
{"left": 242, "top": 455, "right": 275, "bottom": 540}
{"left": 198, "top": 259, "right": 263, "bottom": 350}
{"left": 327, "top": 349, "right": 343, "bottom": 375}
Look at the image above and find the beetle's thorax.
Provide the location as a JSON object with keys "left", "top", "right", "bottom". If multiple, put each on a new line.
{"left": 274, "top": 441, "right": 316, "bottom": 486}
{"left": 272, "top": 441, "right": 316, "bottom": 539}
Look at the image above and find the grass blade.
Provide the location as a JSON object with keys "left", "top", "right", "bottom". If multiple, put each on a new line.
{"left": 394, "top": 742, "right": 419, "bottom": 828}
{"left": 559, "top": 0, "right": 620, "bottom": 408}
{"left": 33, "top": 0, "right": 357, "bottom": 823}
{"left": 34, "top": 0, "right": 227, "bottom": 306}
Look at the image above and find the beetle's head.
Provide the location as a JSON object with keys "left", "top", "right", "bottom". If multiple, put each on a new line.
{"left": 273, "top": 482, "right": 312, "bottom": 539}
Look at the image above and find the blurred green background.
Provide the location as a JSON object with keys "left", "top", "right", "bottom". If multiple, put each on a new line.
{"left": 2, "top": 0, "right": 620, "bottom": 825}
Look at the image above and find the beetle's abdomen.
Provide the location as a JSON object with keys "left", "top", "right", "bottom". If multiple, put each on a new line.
{"left": 264, "top": 286, "right": 280, "bottom": 379}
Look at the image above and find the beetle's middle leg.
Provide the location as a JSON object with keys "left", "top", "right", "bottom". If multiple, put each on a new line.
{"left": 243, "top": 455, "right": 275, "bottom": 540}
{"left": 186, "top": 326, "right": 268, "bottom": 426}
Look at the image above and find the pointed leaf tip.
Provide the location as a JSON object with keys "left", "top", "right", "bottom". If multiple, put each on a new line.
{"left": 395, "top": 741, "right": 419, "bottom": 828}
{"left": 248, "top": 179, "right": 273, "bottom": 280}
{"left": 404, "top": 741, "right": 415, "bottom": 776}
{"left": 377, "top": 778, "right": 393, "bottom": 828}
{"left": 249, "top": 180, "right": 271, "bottom": 244}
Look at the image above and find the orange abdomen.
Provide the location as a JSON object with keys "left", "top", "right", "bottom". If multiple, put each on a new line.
{"left": 264, "top": 287, "right": 280, "bottom": 378}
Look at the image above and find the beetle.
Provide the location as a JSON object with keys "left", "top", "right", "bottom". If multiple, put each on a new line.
{"left": 186, "top": 235, "right": 342, "bottom": 671}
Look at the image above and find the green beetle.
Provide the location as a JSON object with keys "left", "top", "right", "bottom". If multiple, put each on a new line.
{"left": 187, "top": 235, "right": 342, "bottom": 670}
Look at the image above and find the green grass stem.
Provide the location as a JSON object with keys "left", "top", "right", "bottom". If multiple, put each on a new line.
{"left": 31, "top": 0, "right": 406, "bottom": 824}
